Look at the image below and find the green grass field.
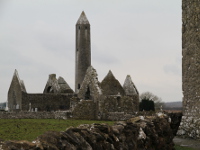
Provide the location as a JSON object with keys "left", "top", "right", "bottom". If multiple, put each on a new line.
{"left": 175, "top": 145, "right": 196, "bottom": 150}
{"left": 0, "top": 119, "right": 196, "bottom": 150}
{"left": 0, "top": 119, "right": 114, "bottom": 141}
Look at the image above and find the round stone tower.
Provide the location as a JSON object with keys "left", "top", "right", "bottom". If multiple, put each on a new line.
{"left": 75, "top": 11, "right": 91, "bottom": 93}
{"left": 177, "top": 0, "right": 200, "bottom": 139}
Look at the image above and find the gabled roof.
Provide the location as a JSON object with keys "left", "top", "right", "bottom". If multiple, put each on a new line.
{"left": 43, "top": 74, "right": 60, "bottom": 93}
{"left": 58, "top": 77, "right": 74, "bottom": 93}
{"left": 43, "top": 74, "right": 74, "bottom": 94}
{"left": 10, "top": 69, "right": 27, "bottom": 92}
{"left": 78, "top": 66, "right": 102, "bottom": 101}
{"left": 20, "top": 80, "right": 26, "bottom": 92}
{"left": 101, "top": 70, "right": 125, "bottom": 96}
{"left": 123, "top": 75, "right": 139, "bottom": 96}
{"left": 76, "top": 11, "right": 90, "bottom": 25}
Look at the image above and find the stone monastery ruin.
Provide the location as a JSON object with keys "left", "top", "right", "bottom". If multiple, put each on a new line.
{"left": 7, "top": 11, "right": 139, "bottom": 120}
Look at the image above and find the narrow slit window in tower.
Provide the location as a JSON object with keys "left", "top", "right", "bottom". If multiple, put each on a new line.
{"left": 117, "top": 97, "right": 121, "bottom": 106}
{"left": 78, "top": 84, "right": 80, "bottom": 89}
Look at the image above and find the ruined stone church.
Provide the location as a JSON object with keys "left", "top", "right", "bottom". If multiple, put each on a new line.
{"left": 8, "top": 11, "right": 139, "bottom": 120}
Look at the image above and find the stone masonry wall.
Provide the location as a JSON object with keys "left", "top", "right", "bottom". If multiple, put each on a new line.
{"left": 0, "top": 115, "right": 175, "bottom": 150}
{"left": 178, "top": 0, "right": 200, "bottom": 138}
{"left": 100, "top": 95, "right": 139, "bottom": 118}
{"left": 7, "top": 72, "right": 24, "bottom": 111}
{"left": 72, "top": 100, "right": 96, "bottom": 120}
{"left": 21, "top": 93, "right": 73, "bottom": 111}
{"left": 72, "top": 95, "right": 139, "bottom": 121}
{"left": 182, "top": 0, "right": 200, "bottom": 117}
{"left": 71, "top": 95, "right": 139, "bottom": 120}
{"left": 75, "top": 12, "right": 91, "bottom": 93}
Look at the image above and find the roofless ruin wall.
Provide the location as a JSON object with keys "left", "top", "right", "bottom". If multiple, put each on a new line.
{"left": 21, "top": 93, "right": 72, "bottom": 111}
{"left": 177, "top": 0, "right": 200, "bottom": 139}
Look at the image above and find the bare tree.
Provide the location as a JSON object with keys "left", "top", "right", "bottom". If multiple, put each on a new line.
{"left": 139, "top": 92, "right": 164, "bottom": 110}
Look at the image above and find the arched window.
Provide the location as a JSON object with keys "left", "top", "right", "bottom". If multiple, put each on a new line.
{"left": 47, "top": 86, "right": 54, "bottom": 93}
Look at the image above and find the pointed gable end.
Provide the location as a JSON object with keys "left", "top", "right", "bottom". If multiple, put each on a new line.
{"left": 43, "top": 74, "right": 60, "bottom": 93}
{"left": 9, "top": 69, "right": 27, "bottom": 93}
{"left": 8, "top": 69, "right": 26, "bottom": 111}
{"left": 78, "top": 66, "right": 102, "bottom": 101}
{"left": 101, "top": 70, "right": 125, "bottom": 96}
{"left": 58, "top": 77, "right": 74, "bottom": 93}
{"left": 123, "top": 75, "right": 139, "bottom": 96}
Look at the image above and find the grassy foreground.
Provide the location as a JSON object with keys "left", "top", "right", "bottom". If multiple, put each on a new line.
{"left": 175, "top": 145, "right": 196, "bottom": 150}
{"left": 0, "top": 119, "right": 114, "bottom": 141}
{"left": 0, "top": 119, "right": 196, "bottom": 150}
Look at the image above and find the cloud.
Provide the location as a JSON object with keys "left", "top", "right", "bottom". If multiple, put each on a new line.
{"left": 163, "top": 64, "right": 181, "bottom": 76}
{"left": 0, "top": 0, "right": 182, "bottom": 103}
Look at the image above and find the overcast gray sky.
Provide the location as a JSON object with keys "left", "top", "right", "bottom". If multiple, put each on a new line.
{"left": 0, "top": 0, "right": 181, "bottom": 103}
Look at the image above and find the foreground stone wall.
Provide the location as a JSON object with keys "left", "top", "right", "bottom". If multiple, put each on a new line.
{"left": 21, "top": 93, "right": 73, "bottom": 111}
{"left": 107, "top": 112, "right": 135, "bottom": 121}
{"left": 0, "top": 116, "right": 175, "bottom": 150}
{"left": 178, "top": 0, "right": 200, "bottom": 138}
{"left": 168, "top": 112, "right": 182, "bottom": 136}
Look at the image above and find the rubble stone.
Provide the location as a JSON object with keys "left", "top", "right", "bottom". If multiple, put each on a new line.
{"left": 1, "top": 116, "right": 175, "bottom": 150}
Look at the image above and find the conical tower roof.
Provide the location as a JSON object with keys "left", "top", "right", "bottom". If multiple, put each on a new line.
{"left": 101, "top": 70, "right": 125, "bottom": 96}
{"left": 123, "top": 75, "right": 138, "bottom": 96}
{"left": 76, "top": 11, "right": 90, "bottom": 24}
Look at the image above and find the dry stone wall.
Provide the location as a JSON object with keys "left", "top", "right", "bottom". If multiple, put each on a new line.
{"left": 178, "top": 0, "right": 200, "bottom": 138}
{"left": 0, "top": 115, "right": 175, "bottom": 150}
